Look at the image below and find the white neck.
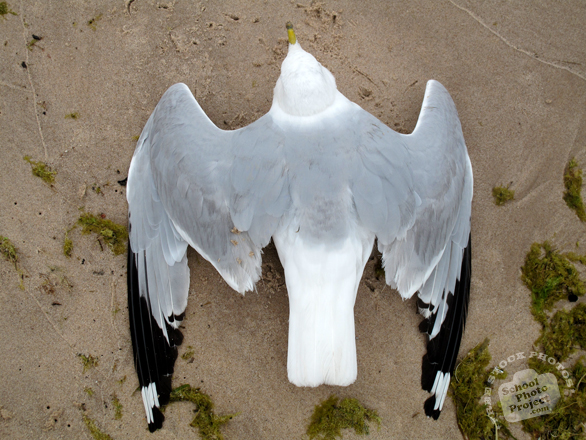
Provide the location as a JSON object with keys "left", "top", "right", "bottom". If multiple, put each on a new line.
{"left": 272, "top": 43, "right": 338, "bottom": 117}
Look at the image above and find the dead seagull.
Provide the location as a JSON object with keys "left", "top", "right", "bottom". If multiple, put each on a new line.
{"left": 127, "top": 22, "right": 472, "bottom": 431}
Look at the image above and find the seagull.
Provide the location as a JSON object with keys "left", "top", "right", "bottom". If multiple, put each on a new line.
{"left": 127, "top": 22, "right": 473, "bottom": 431}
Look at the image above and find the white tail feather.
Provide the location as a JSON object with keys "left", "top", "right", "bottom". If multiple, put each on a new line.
{"left": 287, "top": 279, "right": 358, "bottom": 386}
{"left": 274, "top": 225, "right": 374, "bottom": 387}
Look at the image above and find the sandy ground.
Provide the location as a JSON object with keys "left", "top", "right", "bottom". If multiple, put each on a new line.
{"left": 1, "top": 1, "right": 586, "bottom": 439}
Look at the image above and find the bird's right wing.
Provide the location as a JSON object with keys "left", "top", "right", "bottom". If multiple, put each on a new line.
{"left": 400, "top": 81, "right": 472, "bottom": 419}
{"left": 390, "top": 81, "right": 473, "bottom": 419}
{"left": 350, "top": 80, "right": 472, "bottom": 419}
{"left": 127, "top": 83, "right": 290, "bottom": 430}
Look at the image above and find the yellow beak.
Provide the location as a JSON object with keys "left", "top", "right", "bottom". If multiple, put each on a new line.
{"left": 286, "top": 22, "right": 297, "bottom": 45}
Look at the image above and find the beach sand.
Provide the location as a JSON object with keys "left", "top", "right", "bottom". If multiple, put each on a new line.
{"left": 1, "top": 1, "right": 585, "bottom": 439}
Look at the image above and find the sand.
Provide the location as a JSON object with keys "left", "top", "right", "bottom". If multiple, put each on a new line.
{"left": 1, "top": 1, "right": 585, "bottom": 439}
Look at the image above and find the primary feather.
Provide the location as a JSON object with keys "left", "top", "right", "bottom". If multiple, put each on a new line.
{"left": 127, "top": 24, "right": 472, "bottom": 431}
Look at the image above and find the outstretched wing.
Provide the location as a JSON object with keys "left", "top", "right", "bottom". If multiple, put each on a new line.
{"left": 352, "top": 80, "right": 473, "bottom": 419}
{"left": 403, "top": 81, "right": 472, "bottom": 419}
{"left": 127, "top": 83, "right": 290, "bottom": 431}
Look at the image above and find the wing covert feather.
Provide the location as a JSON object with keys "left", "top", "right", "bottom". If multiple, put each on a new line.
{"left": 142, "top": 83, "right": 291, "bottom": 292}
{"left": 349, "top": 80, "right": 472, "bottom": 419}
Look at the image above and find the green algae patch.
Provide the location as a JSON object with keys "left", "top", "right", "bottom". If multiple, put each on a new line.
{"left": 522, "top": 358, "right": 586, "bottom": 439}
{"left": 112, "top": 395, "right": 122, "bottom": 420}
{"left": 450, "top": 339, "right": 514, "bottom": 440}
{"left": 0, "top": 2, "right": 17, "bottom": 18}
{"left": 492, "top": 186, "right": 515, "bottom": 206}
{"left": 78, "top": 354, "right": 99, "bottom": 373}
{"left": 77, "top": 213, "right": 127, "bottom": 256}
{"left": 84, "top": 387, "right": 94, "bottom": 397}
{"left": 520, "top": 240, "right": 586, "bottom": 439}
{"left": 0, "top": 236, "right": 18, "bottom": 268}
{"left": 536, "top": 303, "right": 586, "bottom": 361}
{"left": 87, "top": 14, "right": 102, "bottom": 31}
{"left": 1, "top": 236, "right": 24, "bottom": 289}
{"left": 65, "top": 112, "right": 79, "bottom": 119}
{"left": 563, "top": 158, "right": 586, "bottom": 222}
{"left": 168, "top": 384, "right": 238, "bottom": 440}
{"left": 306, "top": 395, "right": 381, "bottom": 440}
{"left": 181, "top": 346, "right": 195, "bottom": 360}
{"left": 82, "top": 415, "right": 113, "bottom": 440}
{"left": 26, "top": 35, "right": 42, "bottom": 51}
{"left": 520, "top": 242, "right": 585, "bottom": 325}
{"left": 63, "top": 226, "right": 75, "bottom": 257}
{"left": 24, "top": 156, "right": 56, "bottom": 185}
{"left": 63, "top": 235, "right": 73, "bottom": 257}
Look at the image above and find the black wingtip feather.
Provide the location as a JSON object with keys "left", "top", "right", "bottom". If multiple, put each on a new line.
{"left": 148, "top": 407, "right": 165, "bottom": 432}
{"left": 420, "top": 234, "right": 471, "bottom": 418}
{"left": 128, "top": 239, "right": 184, "bottom": 431}
{"left": 424, "top": 396, "right": 441, "bottom": 420}
{"left": 421, "top": 353, "right": 437, "bottom": 392}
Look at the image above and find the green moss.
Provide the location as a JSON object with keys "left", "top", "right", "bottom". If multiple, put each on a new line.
{"left": 450, "top": 339, "right": 514, "bottom": 440}
{"left": 78, "top": 354, "right": 99, "bottom": 373}
{"left": 0, "top": 236, "right": 24, "bottom": 289}
{"left": 492, "top": 186, "right": 515, "bottom": 206}
{"left": 77, "top": 213, "right": 128, "bottom": 256}
{"left": 112, "top": 395, "right": 122, "bottom": 420}
{"left": 306, "top": 395, "right": 381, "bottom": 440}
{"left": 131, "top": 135, "right": 140, "bottom": 141}
{"left": 23, "top": 156, "right": 56, "bottom": 184}
{"left": 520, "top": 242, "right": 585, "bottom": 325}
{"left": 565, "top": 251, "right": 586, "bottom": 266}
{"left": 63, "top": 230, "right": 73, "bottom": 257}
{"left": 522, "top": 358, "right": 586, "bottom": 439}
{"left": 0, "top": 236, "right": 18, "bottom": 268}
{"left": 563, "top": 158, "right": 586, "bottom": 221}
{"left": 0, "top": 2, "right": 17, "bottom": 17}
{"left": 181, "top": 346, "right": 195, "bottom": 360}
{"left": 87, "top": 14, "right": 102, "bottom": 31}
{"left": 26, "top": 36, "right": 42, "bottom": 51}
{"left": 535, "top": 304, "right": 586, "bottom": 362}
{"left": 84, "top": 387, "right": 94, "bottom": 397}
{"left": 117, "top": 375, "right": 126, "bottom": 385}
{"left": 519, "top": 239, "right": 586, "bottom": 439}
{"left": 65, "top": 112, "right": 79, "bottom": 119}
{"left": 82, "top": 415, "right": 113, "bottom": 440}
{"left": 168, "top": 384, "right": 238, "bottom": 439}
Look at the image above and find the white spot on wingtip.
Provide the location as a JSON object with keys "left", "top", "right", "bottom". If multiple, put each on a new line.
{"left": 141, "top": 386, "right": 153, "bottom": 424}
{"left": 141, "top": 382, "right": 159, "bottom": 424}
{"left": 430, "top": 372, "right": 450, "bottom": 411}
{"left": 438, "top": 373, "right": 450, "bottom": 410}
{"left": 430, "top": 371, "right": 442, "bottom": 395}
{"left": 419, "top": 307, "right": 432, "bottom": 319}
{"left": 151, "top": 382, "right": 160, "bottom": 408}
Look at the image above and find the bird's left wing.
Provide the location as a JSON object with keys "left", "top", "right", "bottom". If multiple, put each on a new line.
{"left": 351, "top": 80, "right": 472, "bottom": 419}
{"left": 127, "top": 83, "right": 289, "bottom": 430}
{"left": 401, "top": 81, "right": 472, "bottom": 419}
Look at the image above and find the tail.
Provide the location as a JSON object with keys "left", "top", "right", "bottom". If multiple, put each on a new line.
{"left": 127, "top": 241, "right": 184, "bottom": 432}
{"left": 275, "top": 231, "right": 374, "bottom": 387}
{"left": 287, "top": 282, "right": 358, "bottom": 387}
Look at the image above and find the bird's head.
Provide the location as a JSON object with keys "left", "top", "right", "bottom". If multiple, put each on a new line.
{"left": 272, "top": 22, "right": 338, "bottom": 117}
